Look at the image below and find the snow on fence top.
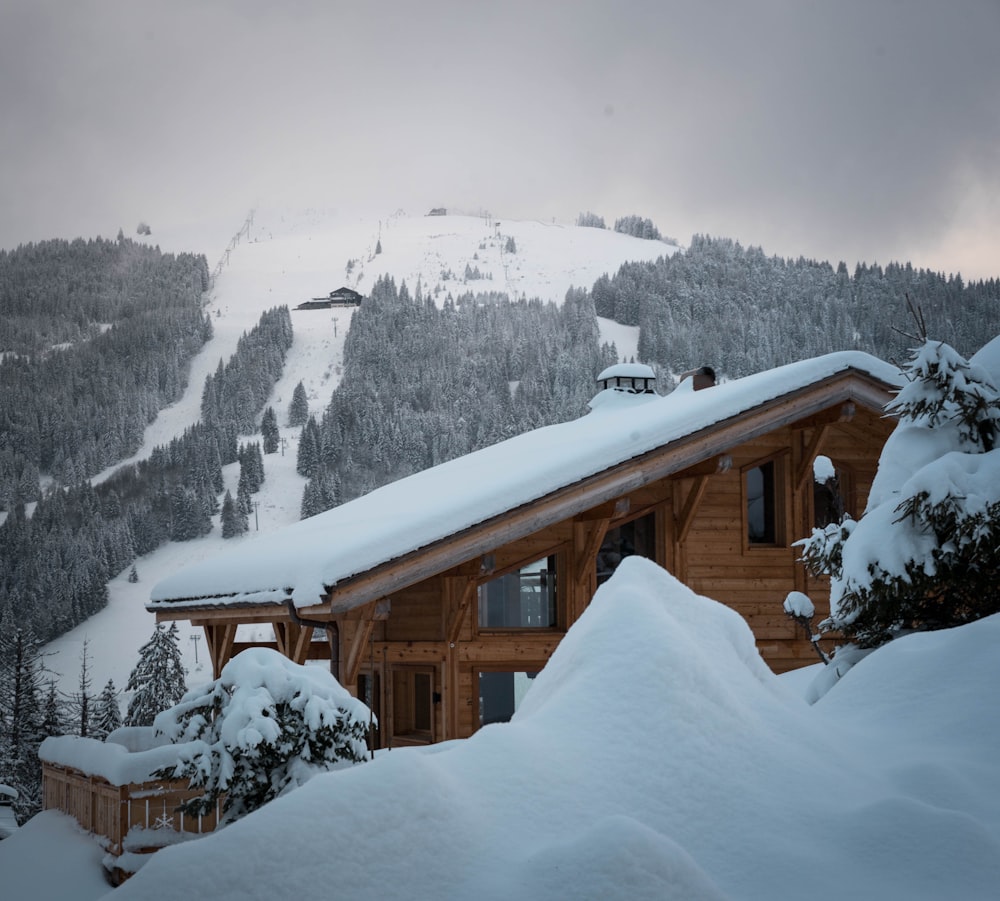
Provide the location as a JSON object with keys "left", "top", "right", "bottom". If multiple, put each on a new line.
{"left": 40, "top": 735, "right": 185, "bottom": 787}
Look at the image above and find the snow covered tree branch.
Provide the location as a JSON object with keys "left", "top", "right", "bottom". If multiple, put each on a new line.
{"left": 793, "top": 335, "right": 1000, "bottom": 653}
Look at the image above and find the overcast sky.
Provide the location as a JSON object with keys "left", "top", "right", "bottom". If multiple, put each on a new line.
{"left": 2, "top": 0, "right": 998, "bottom": 279}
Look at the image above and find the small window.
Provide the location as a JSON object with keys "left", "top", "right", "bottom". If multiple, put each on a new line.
{"left": 746, "top": 459, "right": 779, "bottom": 545}
{"left": 596, "top": 512, "right": 656, "bottom": 585}
{"left": 478, "top": 556, "right": 557, "bottom": 628}
{"left": 478, "top": 670, "right": 538, "bottom": 726}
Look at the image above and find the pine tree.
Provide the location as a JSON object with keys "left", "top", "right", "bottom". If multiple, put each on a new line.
{"left": 72, "top": 640, "right": 93, "bottom": 737}
{"left": 92, "top": 679, "right": 123, "bottom": 739}
{"left": 796, "top": 336, "right": 1000, "bottom": 650}
{"left": 221, "top": 490, "right": 247, "bottom": 539}
{"left": 237, "top": 443, "right": 263, "bottom": 496}
{"left": 0, "top": 611, "right": 46, "bottom": 823}
{"left": 128, "top": 564, "right": 139, "bottom": 583}
{"left": 261, "top": 406, "right": 280, "bottom": 454}
{"left": 296, "top": 416, "right": 322, "bottom": 478}
{"left": 125, "top": 623, "right": 187, "bottom": 726}
{"left": 288, "top": 381, "right": 309, "bottom": 427}
{"left": 40, "top": 680, "right": 66, "bottom": 739}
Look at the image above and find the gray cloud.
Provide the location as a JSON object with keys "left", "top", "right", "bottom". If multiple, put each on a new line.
{"left": 2, "top": 0, "right": 998, "bottom": 279}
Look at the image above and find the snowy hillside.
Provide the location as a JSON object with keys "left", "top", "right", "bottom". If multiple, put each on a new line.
{"left": 43, "top": 208, "right": 670, "bottom": 698}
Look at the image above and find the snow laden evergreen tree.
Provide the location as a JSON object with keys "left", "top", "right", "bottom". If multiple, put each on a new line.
{"left": 92, "top": 679, "right": 123, "bottom": 739}
{"left": 125, "top": 623, "right": 187, "bottom": 726}
{"left": 237, "top": 441, "right": 265, "bottom": 494}
{"left": 300, "top": 469, "right": 339, "bottom": 520}
{"left": 153, "top": 648, "right": 370, "bottom": 825}
{"left": 260, "top": 405, "right": 280, "bottom": 454}
{"left": 0, "top": 610, "right": 46, "bottom": 823}
{"left": 296, "top": 416, "right": 323, "bottom": 479}
{"left": 220, "top": 489, "right": 248, "bottom": 539}
{"left": 40, "top": 680, "right": 66, "bottom": 739}
{"left": 71, "top": 640, "right": 94, "bottom": 737}
{"left": 288, "top": 380, "right": 309, "bottom": 427}
{"left": 795, "top": 335, "right": 1000, "bottom": 651}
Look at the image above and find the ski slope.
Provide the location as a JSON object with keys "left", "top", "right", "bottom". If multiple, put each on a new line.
{"left": 45, "top": 208, "right": 667, "bottom": 698}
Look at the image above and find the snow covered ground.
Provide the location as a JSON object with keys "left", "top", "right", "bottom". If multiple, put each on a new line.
{"left": 7, "top": 559, "right": 999, "bottom": 900}
{"left": 42, "top": 208, "right": 657, "bottom": 700}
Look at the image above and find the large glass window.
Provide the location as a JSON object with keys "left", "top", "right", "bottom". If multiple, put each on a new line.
{"left": 478, "top": 670, "right": 538, "bottom": 726}
{"left": 746, "top": 460, "right": 778, "bottom": 544}
{"left": 478, "top": 556, "right": 556, "bottom": 628}
{"left": 596, "top": 512, "right": 656, "bottom": 585}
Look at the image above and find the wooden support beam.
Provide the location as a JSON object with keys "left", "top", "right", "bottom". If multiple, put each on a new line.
{"left": 675, "top": 475, "right": 710, "bottom": 545}
{"left": 204, "top": 623, "right": 236, "bottom": 678}
{"left": 672, "top": 454, "right": 732, "bottom": 480}
{"left": 290, "top": 624, "right": 316, "bottom": 664}
{"left": 574, "top": 517, "right": 611, "bottom": 587}
{"left": 795, "top": 423, "right": 832, "bottom": 493}
{"left": 273, "top": 622, "right": 293, "bottom": 657}
{"left": 446, "top": 577, "right": 478, "bottom": 645}
{"left": 792, "top": 401, "right": 856, "bottom": 431}
{"left": 342, "top": 614, "right": 376, "bottom": 689}
{"left": 576, "top": 497, "right": 629, "bottom": 522}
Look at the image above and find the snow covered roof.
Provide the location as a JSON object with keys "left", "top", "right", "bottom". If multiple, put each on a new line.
{"left": 596, "top": 362, "right": 656, "bottom": 381}
{"left": 149, "top": 351, "right": 900, "bottom": 612}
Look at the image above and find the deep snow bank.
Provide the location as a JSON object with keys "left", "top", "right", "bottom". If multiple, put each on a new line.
{"left": 107, "top": 559, "right": 1000, "bottom": 901}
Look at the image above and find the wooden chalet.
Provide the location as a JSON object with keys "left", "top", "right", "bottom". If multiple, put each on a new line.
{"left": 149, "top": 353, "right": 900, "bottom": 749}
{"left": 295, "top": 287, "right": 363, "bottom": 310}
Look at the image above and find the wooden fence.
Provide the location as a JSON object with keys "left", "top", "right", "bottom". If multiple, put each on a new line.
{"left": 42, "top": 762, "right": 222, "bottom": 883}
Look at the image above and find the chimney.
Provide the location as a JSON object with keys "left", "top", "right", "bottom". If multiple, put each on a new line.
{"left": 595, "top": 363, "right": 657, "bottom": 395}
{"left": 679, "top": 366, "right": 716, "bottom": 391}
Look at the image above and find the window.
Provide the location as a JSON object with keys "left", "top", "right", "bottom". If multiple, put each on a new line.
{"left": 478, "top": 556, "right": 557, "bottom": 628}
{"left": 478, "top": 670, "right": 538, "bottom": 726}
{"left": 745, "top": 459, "right": 782, "bottom": 545}
{"left": 596, "top": 512, "right": 656, "bottom": 585}
{"left": 391, "top": 667, "right": 435, "bottom": 745}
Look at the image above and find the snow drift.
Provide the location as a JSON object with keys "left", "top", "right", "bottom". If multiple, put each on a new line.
{"left": 105, "top": 558, "right": 1000, "bottom": 901}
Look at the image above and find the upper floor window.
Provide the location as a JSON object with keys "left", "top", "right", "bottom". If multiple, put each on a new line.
{"left": 478, "top": 556, "right": 557, "bottom": 628}
{"left": 596, "top": 512, "right": 656, "bottom": 585}
{"left": 745, "top": 458, "right": 781, "bottom": 545}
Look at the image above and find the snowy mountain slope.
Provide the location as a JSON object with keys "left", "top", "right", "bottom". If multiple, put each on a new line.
{"left": 42, "top": 208, "right": 665, "bottom": 699}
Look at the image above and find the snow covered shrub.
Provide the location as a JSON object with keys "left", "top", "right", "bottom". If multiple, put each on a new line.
{"left": 795, "top": 337, "right": 1000, "bottom": 650}
{"left": 154, "top": 649, "right": 371, "bottom": 824}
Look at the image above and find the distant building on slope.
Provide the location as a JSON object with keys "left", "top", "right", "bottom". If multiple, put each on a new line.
{"left": 147, "top": 354, "right": 901, "bottom": 749}
{"left": 295, "top": 287, "right": 363, "bottom": 310}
